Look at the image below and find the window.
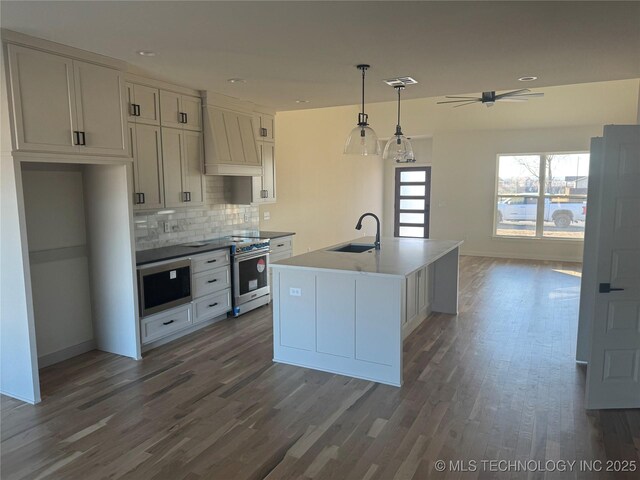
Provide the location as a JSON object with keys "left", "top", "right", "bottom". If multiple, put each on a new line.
{"left": 495, "top": 153, "right": 589, "bottom": 239}
{"left": 394, "top": 167, "right": 431, "bottom": 238}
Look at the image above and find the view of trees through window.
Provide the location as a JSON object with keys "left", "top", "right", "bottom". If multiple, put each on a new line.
{"left": 495, "top": 153, "right": 589, "bottom": 239}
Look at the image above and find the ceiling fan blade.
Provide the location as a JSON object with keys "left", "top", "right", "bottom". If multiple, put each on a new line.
{"left": 497, "top": 98, "right": 529, "bottom": 102}
{"left": 508, "top": 92, "right": 544, "bottom": 98}
{"left": 437, "top": 99, "right": 481, "bottom": 104}
{"left": 495, "top": 88, "right": 530, "bottom": 99}
{"left": 443, "top": 96, "right": 481, "bottom": 99}
{"left": 453, "top": 101, "right": 481, "bottom": 108}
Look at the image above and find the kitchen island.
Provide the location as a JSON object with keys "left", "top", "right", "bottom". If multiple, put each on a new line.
{"left": 270, "top": 236, "right": 463, "bottom": 386}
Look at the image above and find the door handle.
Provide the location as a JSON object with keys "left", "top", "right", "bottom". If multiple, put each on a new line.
{"left": 183, "top": 112, "right": 188, "bottom": 124}
{"left": 207, "top": 279, "right": 218, "bottom": 283}
{"left": 208, "top": 302, "right": 219, "bottom": 307}
{"left": 130, "top": 104, "right": 136, "bottom": 116}
{"left": 207, "top": 259, "right": 217, "bottom": 263}
{"left": 79, "top": 131, "right": 86, "bottom": 145}
{"left": 135, "top": 104, "right": 141, "bottom": 116}
{"left": 163, "top": 320, "right": 175, "bottom": 326}
{"left": 140, "top": 192, "right": 145, "bottom": 204}
{"left": 73, "top": 131, "right": 81, "bottom": 145}
{"left": 599, "top": 283, "right": 625, "bottom": 293}
{"left": 260, "top": 127, "right": 268, "bottom": 137}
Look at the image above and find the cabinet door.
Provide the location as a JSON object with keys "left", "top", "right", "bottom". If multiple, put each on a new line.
{"left": 261, "top": 113, "right": 275, "bottom": 141}
{"left": 181, "top": 95, "right": 201, "bottom": 131}
{"left": 134, "top": 84, "right": 161, "bottom": 126}
{"left": 261, "top": 142, "right": 276, "bottom": 202}
{"left": 133, "top": 124, "right": 164, "bottom": 210}
{"left": 238, "top": 114, "right": 260, "bottom": 165}
{"left": 161, "top": 127, "right": 185, "bottom": 208}
{"left": 406, "top": 272, "right": 417, "bottom": 324}
{"left": 125, "top": 82, "right": 137, "bottom": 122}
{"left": 73, "top": 60, "right": 127, "bottom": 156}
{"left": 182, "top": 130, "right": 205, "bottom": 206}
{"left": 7, "top": 45, "right": 78, "bottom": 153}
{"left": 159, "top": 90, "right": 183, "bottom": 128}
{"left": 417, "top": 267, "right": 427, "bottom": 313}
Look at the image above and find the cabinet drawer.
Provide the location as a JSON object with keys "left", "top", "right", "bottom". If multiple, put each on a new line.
{"left": 270, "top": 251, "right": 292, "bottom": 265}
{"left": 141, "top": 305, "right": 191, "bottom": 344}
{"left": 193, "top": 266, "right": 230, "bottom": 298}
{"left": 193, "top": 289, "right": 231, "bottom": 323}
{"left": 192, "top": 249, "right": 230, "bottom": 273}
{"left": 270, "top": 237, "right": 292, "bottom": 256}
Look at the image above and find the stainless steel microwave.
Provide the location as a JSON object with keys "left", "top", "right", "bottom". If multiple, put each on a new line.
{"left": 137, "top": 258, "right": 192, "bottom": 317}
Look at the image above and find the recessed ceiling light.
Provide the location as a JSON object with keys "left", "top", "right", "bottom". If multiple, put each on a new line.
{"left": 295, "top": 99, "right": 310, "bottom": 104}
{"left": 518, "top": 76, "right": 538, "bottom": 82}
{"left": 137, "top": 50, "right": 156, "bottom": 57}
{"left": 227, "top": 78, "right": 246, "bottom": 84}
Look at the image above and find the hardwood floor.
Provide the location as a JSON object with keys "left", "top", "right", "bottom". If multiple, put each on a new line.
{"left": 1, "top": 257, "right": 638, "bottom": 479}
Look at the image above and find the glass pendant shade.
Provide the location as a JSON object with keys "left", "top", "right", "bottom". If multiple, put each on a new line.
{"left": 344, "top": 125, "right": 381, "bottom": 155}
{"left": 344, "top": 64, "right": 380, "bottom": 156}
{"left": 383, "top": 134, "right": 415, "bottom": 163}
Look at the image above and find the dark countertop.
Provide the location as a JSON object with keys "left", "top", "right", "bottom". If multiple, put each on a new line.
{"left": 135, "top": 231, "right": 295, "bottom": 266}
{"left": 246, "top": 231, "right": 296, "bottom": 240}
{"left": 136, "top": 239, "right": 232, "bottom": 267}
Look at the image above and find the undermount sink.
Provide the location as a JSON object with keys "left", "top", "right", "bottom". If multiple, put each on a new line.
{"left": 329, "top": 243, "right": 376, "bottom": 253}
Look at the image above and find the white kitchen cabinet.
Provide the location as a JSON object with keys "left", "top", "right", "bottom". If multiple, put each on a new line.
{"left": 129, "top": 123, "right": 164, "bottom": 210}
{"left": 268, "top": 236, "right": 293, "bottom": 291}
{"left": 7, "top": 44, "right": 127, "bottom": 156}
{"left": 160, "top": 90, "right": 202, "bottom": 131}
{"left": 126, "top": 82, "right": 160, "bottom": 125}
{"left": 192, "top": 265, "right": 231, "bottom": 298}
{"left": 405, "top": 266, "right": 431, "bottom": 333}
{"left": 141, "top": 304, "right": 192, "bottom": 344}
{"left": 161, "top": 127, "right": 205, "bottom": 208}
{"left": 191, "top": 250, "right": 232, "bottom": 324}
{"left": 226, "top": 141, "right": 276, "bottom": 205}
{"left": 254, "top": 112, "right": 275, "bottom": 141}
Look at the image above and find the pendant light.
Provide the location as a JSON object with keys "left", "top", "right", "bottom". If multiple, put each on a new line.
{"left": 344, "top": 64, "right": 381, "bottom": 156}
{"left": 383, "top": 85, "right": 415, "bottom": 163}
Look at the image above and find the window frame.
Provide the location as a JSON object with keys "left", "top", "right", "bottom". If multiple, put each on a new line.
{"left": 493, "top": 151, "right": 589, "bottom": 241}
{"left": 394, "top": 166, "right": 431, "bottom": 238}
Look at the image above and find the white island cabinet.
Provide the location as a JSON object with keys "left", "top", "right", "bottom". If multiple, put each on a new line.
{"left": 270, "top": 237, "right": 462, "bottom": 386}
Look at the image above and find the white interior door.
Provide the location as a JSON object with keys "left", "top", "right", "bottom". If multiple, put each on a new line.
{"left": 585, "top": 125, "right": 640, "bottom": 409}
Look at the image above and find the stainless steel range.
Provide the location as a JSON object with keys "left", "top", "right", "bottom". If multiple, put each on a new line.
{"left": 228, "top": 236, "right": 271, "bottom": 316}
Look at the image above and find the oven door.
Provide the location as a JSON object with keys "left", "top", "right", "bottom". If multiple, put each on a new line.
{"left": 138, "top": 258, "right": 192, "bottom": 317}
{"left": 233, "top": 251, "right": 270, "bottom": 305}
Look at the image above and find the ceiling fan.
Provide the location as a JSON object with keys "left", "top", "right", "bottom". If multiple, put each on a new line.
{"left": 437, "top": 89, "right": 544, "bottom": 108}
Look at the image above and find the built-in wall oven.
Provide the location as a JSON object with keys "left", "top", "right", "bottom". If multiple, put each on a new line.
{"left": 230, "top": 237, "right": 271, "bottom": 316}
{"left": 137, "top": 258, "right": 192, "bottom": 317}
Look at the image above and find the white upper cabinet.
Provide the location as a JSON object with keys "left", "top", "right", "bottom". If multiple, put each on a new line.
{"left": 252, "top": 141, "right": 276, "bottom": 204}
{"left": 160, "top": 90, "right": 202, "bottom": 131}
{"left": 182, "top": 130, "right": 205, "bottom": 206}
{"left": 129, "top": 123, "right": 164, "bottom": 210}
{"left": 254, "top": 112, "right": 275, "bottom": 142}
{"left": 73, "top": 61, "right": 127, "bottom": 156}
{"left": 161, "top": 127, "right": 204, "bottom": 208}
{"left": 126, "top": 82, "right": 160, "bottom": 126}
{"left": 7, "top": 44, "right": 127, "bottom": 157}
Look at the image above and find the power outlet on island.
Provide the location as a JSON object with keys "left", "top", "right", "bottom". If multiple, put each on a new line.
{"left": 263, "top": 211, "right": 271, "bottom": 221}
{"left": 289, "top": 287, "right": 301, "bottom": 297}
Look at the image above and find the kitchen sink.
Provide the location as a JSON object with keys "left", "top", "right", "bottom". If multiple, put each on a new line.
{"left": 329, "top": 243, "right": 375, "bottom": 253}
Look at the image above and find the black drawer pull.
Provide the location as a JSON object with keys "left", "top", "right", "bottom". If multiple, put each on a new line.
{"left": 207, "top": 279, "right": 218, "bottom": 283}
{"left": 163, "top": 320, "right": 175, "bottom": 326}
{"left": 207, "top": 259, "right": 217, "bottom": 263}
{"left": 208, "top": 302, "right": 219, "bottom": 308}
{"left": 277, "top": 243, "right": 285, "bottom": 247}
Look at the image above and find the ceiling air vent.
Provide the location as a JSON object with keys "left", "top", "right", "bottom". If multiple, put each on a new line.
{"left": 383, "top": 76, "right": 418, "bottom": 87}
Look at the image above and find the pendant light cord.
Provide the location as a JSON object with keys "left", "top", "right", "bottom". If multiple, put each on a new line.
{"left": 361, "top": 67, "right": 366, "bottom": 116}
{"left": 396, "top": 87, "right": 401, "bottom": 128}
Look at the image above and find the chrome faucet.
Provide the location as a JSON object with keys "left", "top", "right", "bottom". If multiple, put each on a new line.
{"left": 355, "top": 213, "right": 381, "bottom": 250}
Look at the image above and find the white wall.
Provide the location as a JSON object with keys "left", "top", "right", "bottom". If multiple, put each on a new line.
{"left": 265, "top": 79, "right": 639, "bottom": 261}
{"left": 0, "top": 43, "right": 40, "bottom": 403}
{"left": 22, "top": 165, "right": 95, "bottom": 362}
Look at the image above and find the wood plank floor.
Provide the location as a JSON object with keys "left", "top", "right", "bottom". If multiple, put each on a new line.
{"left": 2, "top": 257, "right": 638, "bottom": 479}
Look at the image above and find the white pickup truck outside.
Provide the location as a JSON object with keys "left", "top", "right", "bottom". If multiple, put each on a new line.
{"left": 497, "top": 196, "right": 586, "bottom": 227}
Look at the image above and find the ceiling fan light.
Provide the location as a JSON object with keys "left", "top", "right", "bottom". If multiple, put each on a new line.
{"left": 383, "top": 134, "right": 415, "bottom": 163}
{"left": 344, "top": 125, "right": 381, "bottom": 155}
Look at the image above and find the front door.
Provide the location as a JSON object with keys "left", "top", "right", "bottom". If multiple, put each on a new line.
{"left": 585, "top": 125, "right": 640, "bottom": 409}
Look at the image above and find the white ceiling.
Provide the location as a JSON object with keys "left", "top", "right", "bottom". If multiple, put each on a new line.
{"left": 1, "top": 1, "right": 639, "bottom": 111}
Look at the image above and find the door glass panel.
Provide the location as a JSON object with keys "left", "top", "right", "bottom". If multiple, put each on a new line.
{"left": 400, "top": 170, "right": 426, "bottom": 182}
{"left": 400, "top": 185, "right": 425, "bottom": 196}
{"left": 399, "top": 226, "right": 424, "bottom": 238}
{"left": 399, "top": 213, "right": 424, "bottom": 224}
{"left": 399, "top": 199, "right": 424, "bottom": 210}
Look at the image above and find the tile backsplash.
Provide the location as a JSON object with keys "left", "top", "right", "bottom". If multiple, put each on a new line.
{"left": 134, "top": 176, "right": 259, "bottom": 251}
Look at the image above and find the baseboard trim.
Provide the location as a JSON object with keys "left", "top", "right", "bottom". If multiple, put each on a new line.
{"left": 38, "top": 340, "right": 96, "bottom": 369}
{"left": 462, "top": 250, "right": 583, "bottom": 263}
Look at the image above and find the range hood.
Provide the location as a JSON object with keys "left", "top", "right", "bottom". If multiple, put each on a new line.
{"left": 203, "top": 104, "right": 262, "bottom": 176}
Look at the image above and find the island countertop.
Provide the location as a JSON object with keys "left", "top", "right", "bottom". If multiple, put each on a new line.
{"left": 271, "top": 236, "right": 463, "bottom": 277}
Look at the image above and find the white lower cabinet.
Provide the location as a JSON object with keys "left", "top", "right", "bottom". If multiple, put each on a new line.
{"left": 404, "top": 266, "right": 431, "bottom": 334}
{"left": 192, "top": 266, "right": 230, "bottom": 298}
{"left": 141, "top": 304, "right": 192, "bottom": 344}
{"left": 193, "top": 290, "right": 231, "bottom": 324}
{"left": 268, "top": 236, "right": 293, "bottom": 290}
